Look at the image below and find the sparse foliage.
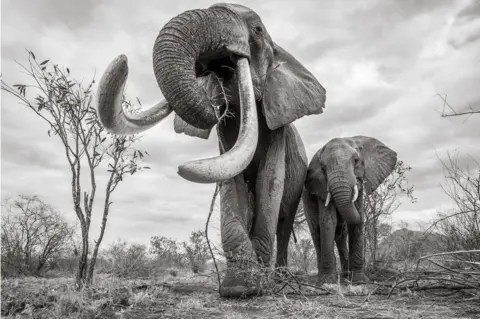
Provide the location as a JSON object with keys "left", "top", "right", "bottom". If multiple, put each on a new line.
{"left": 427, "top": 152, "right": 480, "bottom": 266}
{"left": 363, "top": 161, "right": 416, "bottom": 271}
{"left": 183, "top": 230, "right": 210, "bottom": 274}
{"left": 293, "top": 201, "right": 306, "bottom": 232}
{"left": 1, "top": 194, "right": 75, "bottom": 277}
{"left": 149, "top": 236, "right": 186, "bottom": 268}
{"left": 101, "top": 239, "right": 151, "bottom": 278}
{"left": 1, "top": 51, "right": 149, "bottom": 287}
{"left": 288, "top": 234, "right": 315, "bottom": 274}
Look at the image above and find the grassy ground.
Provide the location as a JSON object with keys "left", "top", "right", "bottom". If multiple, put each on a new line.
{"left": 2, "top": 271, "right": 479, "bottom": 318}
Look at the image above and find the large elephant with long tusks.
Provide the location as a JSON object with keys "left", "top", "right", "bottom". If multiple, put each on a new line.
{"left": 96, "top": 3, "right": 326, "bottom": 297}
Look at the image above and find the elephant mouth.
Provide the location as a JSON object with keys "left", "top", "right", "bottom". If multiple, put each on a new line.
{"left": 196, "top": 54, "right": 237, "bottom": 82}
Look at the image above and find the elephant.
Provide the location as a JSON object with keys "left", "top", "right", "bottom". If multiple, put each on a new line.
{"left": 95, "top": 3, "right": 326, "bottom": 297}
{"left": 303, "top": 136, "right": 397, "bottom": 285}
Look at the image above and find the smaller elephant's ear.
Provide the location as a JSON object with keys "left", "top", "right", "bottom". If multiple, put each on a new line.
{"left": 352, "top": 136, "right": 398, "bottom": 195}
{"left": 262, "top": 44, "right": 326, "bottom": 130}
{"left": 305, "top": 149, "right": 328, "bottom": 200}
{"left": 174, "top": 114, "right": 212, "bottom": 139}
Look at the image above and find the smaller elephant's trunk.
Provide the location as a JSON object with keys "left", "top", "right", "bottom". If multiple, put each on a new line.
{"left": 328, "top": 174, "right": 361, "bottom": 224}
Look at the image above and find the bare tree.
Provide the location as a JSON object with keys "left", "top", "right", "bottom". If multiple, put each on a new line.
{"left": 363, "top": 161, "right": 416, "bottom": 270}
{"left": 438, "top": 93, "right": 480, "bottom": 119}
{"left": 1, "top": 51, "right": 149, "bottom": 287}
{"left": 427, "top": 152, "right": 480, "bottom": 265}
{"left": 1, "top": 194, "right": 75, "bottom": 277}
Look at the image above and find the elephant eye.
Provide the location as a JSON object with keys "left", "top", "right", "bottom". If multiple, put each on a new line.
{"left": 354, "top": 158, "right": 360, "bottom": 165}
{"left": 253, "top": 25, "right": 263, "bottom": 34}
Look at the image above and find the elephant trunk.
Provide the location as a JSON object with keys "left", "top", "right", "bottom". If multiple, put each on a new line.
{"left": 153, "top": 7, "right": 249, "bottom": 129}
{"left": 153, "top": 7, "right": 258, "bottom": 184}
{"left": 328, "top": 173, "right": 361, "bottom": 224}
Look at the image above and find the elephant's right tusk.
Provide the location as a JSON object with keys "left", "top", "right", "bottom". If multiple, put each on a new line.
{"left": 352, "top": 184, "right": 359, "bottom": 203}
{"left": 96, "top": 55, "right": 173, "bottom": 135}
{"left": 177, "top": 57, "right": 259, "bottom": 183}
{"left": 325, "top": 192, "right": 331, "bottom": 207}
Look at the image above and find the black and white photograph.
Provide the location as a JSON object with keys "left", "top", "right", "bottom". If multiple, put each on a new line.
{"left": 1, "top": 0, "right": 479, "bottom": 317}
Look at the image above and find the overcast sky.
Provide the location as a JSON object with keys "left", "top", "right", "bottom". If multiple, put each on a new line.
{"left": 2, "top": 0, "right": 479, "bottom": 247}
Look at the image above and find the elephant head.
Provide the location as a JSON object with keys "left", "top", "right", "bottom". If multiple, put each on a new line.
{"left": 96, "top": 3, "right": 326, "bottom": 184}
{"left": 306, "top": 136, "right": 397, "bottom": 224}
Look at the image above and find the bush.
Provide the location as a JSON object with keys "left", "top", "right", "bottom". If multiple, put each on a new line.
{"left": 1, "top": 194, "right": 75, "bottom": 278}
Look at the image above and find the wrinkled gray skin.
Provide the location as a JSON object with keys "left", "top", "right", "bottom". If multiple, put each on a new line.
{"left": 97, "top": 3, "right": 326, "bottom": 297}
{"left": 303, "top": 136, "right": 397, "bottom": 284}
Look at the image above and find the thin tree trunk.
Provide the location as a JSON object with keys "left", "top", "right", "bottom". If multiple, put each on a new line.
{"left": 76, "top": 217, "right": 89, "bottom": 288}
{"left": 85, "top": 170, "right": 115, "bottom": 285}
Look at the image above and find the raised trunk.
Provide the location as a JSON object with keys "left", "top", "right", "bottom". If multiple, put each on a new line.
{"left": 153, "top": 7, "right": 249, "bottom": 129}
{"left": 328, "top": 175, "right": 361, "bottom": 224}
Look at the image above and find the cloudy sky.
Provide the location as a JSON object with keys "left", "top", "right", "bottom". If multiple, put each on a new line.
{"left": 2, "top": 0, "right": 479, "bottom": 246}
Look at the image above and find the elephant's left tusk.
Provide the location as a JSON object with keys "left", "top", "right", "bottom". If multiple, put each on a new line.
{"left": 352, "top": 184, "right": 359, "bottom": 203}
{"left": 177, "top": 57, "right": 259, "bottom": 183}
{"left": 325, "top": 192, "right": 331, "bottom": 207}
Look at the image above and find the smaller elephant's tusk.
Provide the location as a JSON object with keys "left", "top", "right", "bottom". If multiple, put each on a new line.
{"left": 325, "top": 192, "right": 331, "bottom": 207}
{"left": 352, "top": 184, "right": 359, "bottom": 203}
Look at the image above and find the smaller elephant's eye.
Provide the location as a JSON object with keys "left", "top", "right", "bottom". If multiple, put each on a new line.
{"left": 253, "top": 25, "right": 263, "bottom": 34}
{"left": 354, "top": 158, "right": 360, "bottom": 165}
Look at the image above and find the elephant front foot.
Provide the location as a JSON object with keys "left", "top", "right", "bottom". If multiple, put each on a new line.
{"left": 316, "top": 270, "right": 338, "bottom": 285}
{"left": 219, "top": 268, "right": 263, "bottom": 298}
{"left": 349, "top": 271, "right": 370, "bottom": 284}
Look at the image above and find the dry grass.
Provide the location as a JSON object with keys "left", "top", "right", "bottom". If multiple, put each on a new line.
{"left": 2, "top": 271, "right": 479, "bottom": 319}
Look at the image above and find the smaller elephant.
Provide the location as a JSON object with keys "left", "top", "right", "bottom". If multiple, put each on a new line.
{"left": 303, "top": 136, "right": 397, "bottom": 284}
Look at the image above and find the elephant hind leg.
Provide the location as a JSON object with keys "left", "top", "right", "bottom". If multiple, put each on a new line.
{"left": 275, "top": 196, "right": 300, "bottom": 270}
{"left": 275, "top": 124, "right": 308, "bottom": 269}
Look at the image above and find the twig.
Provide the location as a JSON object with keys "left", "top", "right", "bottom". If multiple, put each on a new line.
{"left": 438, "top": 93, "right": 480, "bottom": 119}
{"left": 205, "top": 183, "right": 222, "bottom": 291}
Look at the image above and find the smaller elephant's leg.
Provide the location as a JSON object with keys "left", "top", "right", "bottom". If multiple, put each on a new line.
{"left": 347, "top": 223, "right": 370, "bottom": 284}
{"left": 334, "top": 221, "right": 349, "bottom": 280}
{"left": 318, "top": 202, "right": 338, "bottom": 284}
{"left": 251, "top": 128, "right": 286, "bottom": 266}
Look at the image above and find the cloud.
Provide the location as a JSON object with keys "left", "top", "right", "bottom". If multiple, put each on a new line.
{"left": 2, "top": 0, "right": 480, "bottom": 247}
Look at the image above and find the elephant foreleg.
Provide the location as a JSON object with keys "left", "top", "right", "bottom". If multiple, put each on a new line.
{"left": 318, "top": 201, "right": 338, "bottom": 284}
{"left": 251, "top": 127, "right": 286, "bottom": 265}
{"left": 219, "top": 175, "right": 258, "bottom": 297}
{"left": 347, "top": 223, "right": 370, "bottom": 284}
{"left": 335, "top": 221, "right": 349, "bottom": 280}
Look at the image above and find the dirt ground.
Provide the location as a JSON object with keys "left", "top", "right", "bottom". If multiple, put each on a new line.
{"left": 2, "top": 273, "right": 479, "bottom": 318}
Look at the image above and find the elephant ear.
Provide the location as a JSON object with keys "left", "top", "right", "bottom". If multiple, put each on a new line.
{"left": 305, "top": 148, "right": 328, "bottom": 201}
{"left": 262, "top": 44, "right": 326, "bottom": 130}
{"left": 174, "top": 114, "right": 212, "bottom": 139}
{"left": 352, "top": 136, "right": 397, "bottom": 195}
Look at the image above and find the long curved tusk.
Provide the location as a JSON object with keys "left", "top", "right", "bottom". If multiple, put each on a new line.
{"left": 96, "top": 55, "right": 173, "bottom": 135}
{"left": 177, "top": 57, "right": 259, "bottom": 183}
{"left": 352, "top": 184, "right": 359, "bottom": 203}
{"left": 325, "top": 192, "right": 331, "bottom": 207}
